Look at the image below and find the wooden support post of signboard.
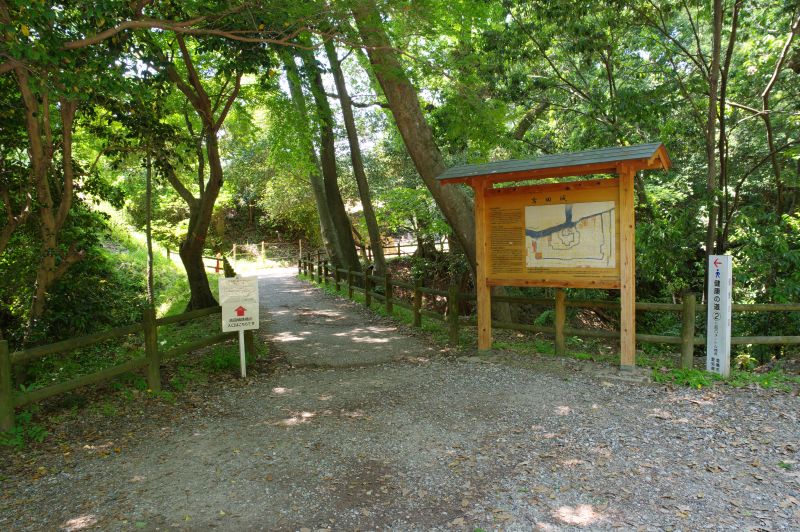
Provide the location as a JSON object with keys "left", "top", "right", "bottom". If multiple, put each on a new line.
{"left": 554, "top": 288, "right": 566, "bottom": 357}
{"left": 473, "top": 179, "right": 492, "bottom": 351}
{"left": 619, "top": 163, "right": 636, "bottom": 369}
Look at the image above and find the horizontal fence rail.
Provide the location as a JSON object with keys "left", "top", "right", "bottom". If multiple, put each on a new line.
{"left": 298, "top": 254, "right": 800, "bottom": 370}
{"left": 0, "top": 306, "right": 254, "bottom": 431}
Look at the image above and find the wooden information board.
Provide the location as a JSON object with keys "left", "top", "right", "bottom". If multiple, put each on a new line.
{"left": 485, "top": 178, "right": 620, "bottom": 289}
{"left": 437, "top": 143, "right": 671, "bottom": 369}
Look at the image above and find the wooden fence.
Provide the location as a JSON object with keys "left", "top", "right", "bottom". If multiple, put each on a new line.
{"left": 362, "top": 238, "right": 449, "bottom": 260}
{"left": 0, "top": 307, "right": 255, "bottom": 430}
{"left": 299, "top": 253, "right": 800, "bottom": 366}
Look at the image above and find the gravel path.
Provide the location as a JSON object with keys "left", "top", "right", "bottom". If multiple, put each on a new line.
{"left": 1, "top": 268, "right": 799, "bottom": 531}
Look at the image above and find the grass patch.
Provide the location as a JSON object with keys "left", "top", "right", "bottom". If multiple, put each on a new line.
{"left": 0, "top": 410, "right": 49, "bottom": 451}
{"left": 652, "top": 368, "right": 722, "bottom": 389}
{"left": 652, "top": 367, "right": 800, "bottom": 391}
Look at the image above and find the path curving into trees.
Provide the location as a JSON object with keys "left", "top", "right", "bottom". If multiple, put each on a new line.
{"left": 1, "top": 268, "right": 798, "bottom": 530}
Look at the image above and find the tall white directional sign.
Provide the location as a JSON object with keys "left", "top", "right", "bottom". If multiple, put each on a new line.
{"left": 706, "top": 255, "right": 732, "bottom": 377}
{"left": 219, "top": 276, "right": 259, "bottom": 378}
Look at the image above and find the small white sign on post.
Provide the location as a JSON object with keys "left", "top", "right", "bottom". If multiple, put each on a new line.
{"left": 219, "top": 276, "right": 259, "bottom": 378}
{"left": 706, "top": 255, "right": 732, "bottom": 377}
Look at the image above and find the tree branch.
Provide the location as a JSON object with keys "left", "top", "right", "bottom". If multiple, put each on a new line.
{"left": 324, "top": 90, "right": 388, "bottom": 108}
{"left": 762, "top": 12, "right": 800, "bottom": 100}
{"left": 214, "top": 72, "right": 241, "bottom": 131}
{"left": 159, "top": 155, "right": 197, "bottom": 209}
{"left": 55, "top": 99, "right": 77, "bottom": 232}
{"left": 52, "top": 244, "right": 85, "bottom": 280}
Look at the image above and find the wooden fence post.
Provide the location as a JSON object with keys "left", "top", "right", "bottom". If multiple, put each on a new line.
{"left": 365, "top": 272, "right": 372, "bottom": 308}
{"left": 316, "top": 251, "right": 322, "bottom": 283}
{"left": 347, "top": 269, "right": 354, "bottom": 299}
{"left": 680, "top": 293, "right": 697, "bottom": 369}
{"left": 397, "top": 242, "right": 402, "bottom": 257}
{"left": 334, "top": 267, "right": 341, "bottom": 292}
{"left": 0, "top": 340, "right": 13, "bottom": 431}
{"left": 413, "top": 279, "right": 422, "bottom": 327}
{"left": 448, "top": 284, "right": 460, "bottom": 346}
{"left": 323, "top": 261, "right": 329, "bottom": 284}
{"left": 143, "top": 307, "right": 161, "bottom": 393}
{"left": 244, "top": 329, "right": 256, "bottom": 360}
{"left": 554, "top": 288, "right": 566, "bottom": 357}
{"left": 384, "top": 273, "right": 393, "bottom": 315}
{"left": 166, "top": 247, "right": 170, "bottom": 259}
{"left": 261, "top": 240, "right": 265, "bottom": 260}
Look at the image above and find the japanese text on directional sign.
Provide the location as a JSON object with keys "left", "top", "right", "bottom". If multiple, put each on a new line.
{"left": 706, "top": 255, "right": 732, "bottom": 377}
{"left": 219, "top": 276, "right": 259, "bottom": 332}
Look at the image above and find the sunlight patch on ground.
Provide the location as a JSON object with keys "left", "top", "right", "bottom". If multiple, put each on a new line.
{"left": 61, "top": 514, "right": 98, "bottom": 531}
{"left": 559, "top": 458, "right": 588, "bottom": 467}
{"left": 346, "top": 335, "right": 390, "bottom": 344}
{"left": 275, "top": 411, "right": 316, "bottom": 426}
{"left": 273, "top": 331, "right": 310, "bottom": 342}
{"left": 553, "top": 504, "right": 602, "bottom": 526}
{"left": 554, "top": 405, "right": 572, "bottom": 415}
{"left": 271, "top": 387, "right": 292, "bottom": 395}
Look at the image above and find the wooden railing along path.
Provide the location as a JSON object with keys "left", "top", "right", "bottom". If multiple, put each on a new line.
{"left": 299, "top": 253, "right": 800, "bottom": 367}
{"left": 0, "top": 307, "right": 255, "bottom": 430}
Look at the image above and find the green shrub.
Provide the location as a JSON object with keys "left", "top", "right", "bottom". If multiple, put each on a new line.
{"left": 0, "top": 410, "right": 48, "bottom": 450}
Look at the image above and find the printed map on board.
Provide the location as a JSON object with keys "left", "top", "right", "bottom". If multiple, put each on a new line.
{"left": 525, "top": 201, "right": 616, "bottom": 268}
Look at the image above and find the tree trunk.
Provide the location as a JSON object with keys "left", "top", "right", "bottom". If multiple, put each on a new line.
{"left": 160, "top": 36, "right": 242, "bottom": 311}
{"left": 324, "top": 39, "right": 387, "bottom": 275}
{"left": 704, "top": 0, "right": 722, "bottom": 258}
{"left": 299, "top": 45, "right": 361, "bottom": 272}
{"left": 145, "top": 153, "right": 155, "bottom": 307}
{"left": 352, "top": 0, "right": 477, "bottom": 275}
{"left": 281, "top": 50, "right": 341, "bottom": 264}
{"left": 18, "top": 75, "right": 83, "bottom": 333}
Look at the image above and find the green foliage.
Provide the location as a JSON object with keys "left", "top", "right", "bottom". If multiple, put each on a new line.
{"left": 726, "top": 369, "right": 800, "bottom": 391}
{"left": 652, "top": 368, "right": 722, "bottom": 389}
{"left": 202, "top": 345, "right": 247, "bottom": 372}
{"left": 0, "top": 410, "right": 48, "bottom": 451}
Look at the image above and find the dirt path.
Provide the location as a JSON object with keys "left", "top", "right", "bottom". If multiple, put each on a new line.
{"left": 2, "top": 268, "right": 799, "bottom": 531}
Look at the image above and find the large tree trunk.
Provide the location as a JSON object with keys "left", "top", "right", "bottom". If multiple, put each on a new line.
{"left": 299, "top": 45, "right": 361, "bottom": 272}
{"left": 281, "top": 50, "right": 341, "bottom": 264}
{"left": 161, "top": 36, "right": 243, "bottom": 311}
{"left": 704, "top": 0, "right": 722, "bottom": 258}
{"left": 180, "top": 131, "right": 226, "bottom": 311}
{"left": 352, "top": 0, "right": 477, "bottom": 275}
{"left": 324, "top": 39, "right": 387, "bottom": 275}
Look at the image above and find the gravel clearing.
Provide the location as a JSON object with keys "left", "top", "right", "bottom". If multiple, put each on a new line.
{"left": 1, "top": 267, "right": 799, "bottom": 531}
